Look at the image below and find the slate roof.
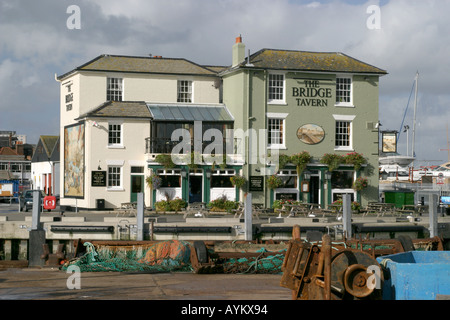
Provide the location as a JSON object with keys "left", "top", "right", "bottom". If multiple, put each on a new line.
{"left": 76, "top": 101, "right": 152, "bottom": 120}
{"left": 58, "top": 55, "right": 220, "bottom": 80}
{"left": 231, "top": 49, "right": 387, "bottom": 75}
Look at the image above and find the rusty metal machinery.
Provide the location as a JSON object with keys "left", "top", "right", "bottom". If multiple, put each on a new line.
{"left": 280, "top": 225, "right": 384, "bottom": 300}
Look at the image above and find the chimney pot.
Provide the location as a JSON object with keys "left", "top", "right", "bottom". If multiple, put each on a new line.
{"left": 236, "top": 35, "right": 242, "bottom": 43}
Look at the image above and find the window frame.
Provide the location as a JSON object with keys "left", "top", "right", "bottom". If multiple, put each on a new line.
{"left": 107, "top": 165, "right": 123, "bottom": 190}
{"left": 333, "top": 114, "right": 355, "bottom": 151}
{"left": 177, "top": 80, "right": 193, "bottom": 103}
{"left": 267, "top": 113, "right": 288, "bottom": 150}
{"left": 268, "top": 73, "right": 286, "bottom": 104}
{"left": 106, "top": 77, "right": 123, "bottom": 102}
{"left": 335, "top": 75, "right": 353, "bottom": 107}
{"left": 108, "top": 121, "right": 124, "bottom": 148}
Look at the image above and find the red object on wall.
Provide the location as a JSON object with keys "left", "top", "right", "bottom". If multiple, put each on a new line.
{"left": 44, "top": 196, "right": 57, "bottom": 210}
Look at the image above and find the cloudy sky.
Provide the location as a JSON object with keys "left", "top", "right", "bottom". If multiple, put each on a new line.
{"left": 1, "top": 0, "right": 449, "bottom": 166}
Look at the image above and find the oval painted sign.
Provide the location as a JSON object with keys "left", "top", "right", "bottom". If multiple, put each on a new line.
{"left": 297, "top": 124, "right": 325, "bottom": 145}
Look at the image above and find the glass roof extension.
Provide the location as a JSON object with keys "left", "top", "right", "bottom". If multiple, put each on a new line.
{"left": 147, "top": 104, "right": 234, "bottom": 122}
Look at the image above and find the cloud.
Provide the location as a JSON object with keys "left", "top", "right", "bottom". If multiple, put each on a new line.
{"left": 0, "top": 0, "right": 449, "bottom": 165}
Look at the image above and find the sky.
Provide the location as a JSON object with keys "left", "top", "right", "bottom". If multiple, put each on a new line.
{"left": 1, "top": 0, "right": 449, "bottom": 167}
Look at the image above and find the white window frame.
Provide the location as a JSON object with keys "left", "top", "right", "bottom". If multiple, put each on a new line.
{"left": 107, "top": 77, "right": 123, "bottom": 102}
{"left": 268, "top": 73, "right": 286, "bottom": 104}
{"left": 335, "top": 75, "right": 353, "bottom": 107}
{"left": 108, "top": 121, "right": 124, "bottom": 148}
{"left": 267, "top": 112, "right": 288, "bottom": 150}
{"left": 177, "top": 80, "right": 193, "bottom": 103}
{"left": 107, "top": 164, "right": 123, "bottom": 191}
{"left": 333, "top": 114, "right": 355, "bottom": 151}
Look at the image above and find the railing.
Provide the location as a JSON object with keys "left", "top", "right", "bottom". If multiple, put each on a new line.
{"left": 145, "top": 137, "right": 235, "bottom": 155}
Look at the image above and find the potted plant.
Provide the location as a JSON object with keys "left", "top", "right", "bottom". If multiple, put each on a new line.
{"left": 155, "top": 154, "right": 175, "bottom": 169}
{"left": 230, "top": 174, "right": 246, "bottom": 188}
{"left": 320, "top": 153, "right": 344, "bottom": 172}
{"left": 344, "top": 152, "right": 367, "bottom": 171}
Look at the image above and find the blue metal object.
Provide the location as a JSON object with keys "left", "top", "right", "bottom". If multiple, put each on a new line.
{"left": 377, "top": 251, "right": 450, "bottom": 300}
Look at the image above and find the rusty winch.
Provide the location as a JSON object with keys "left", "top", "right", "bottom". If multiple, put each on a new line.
{"left": 280, "top": 225, "right": 383, "bottom": 300}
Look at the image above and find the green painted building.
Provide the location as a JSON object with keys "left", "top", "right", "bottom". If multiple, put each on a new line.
{"left": 221, "top": 36, "right": 388, "bottom": 209}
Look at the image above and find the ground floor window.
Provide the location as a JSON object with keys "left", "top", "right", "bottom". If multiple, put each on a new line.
{"left": 211, "top": 169, "right": 236, "bottom": 201}
{"left": 331, "top": 170, "right": 356, "bottom": 202}
{"left": 274, "top": 169, "right": 298, "bottom": 201}
{"left": 108, "top": 166, "right": 122, "bottom": 188}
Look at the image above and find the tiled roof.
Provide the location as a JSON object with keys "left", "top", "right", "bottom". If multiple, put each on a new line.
{"left": 76, "top": 101, "right": 152, "bottom": 120}
{"left": 58, "top": 55, "right": 219, "bottom": 80}
{"left": 235, "top": 49, "right": 387, "bottom": 74}
{"left": 40, "top": 136, "right": 59, "bottom": 158}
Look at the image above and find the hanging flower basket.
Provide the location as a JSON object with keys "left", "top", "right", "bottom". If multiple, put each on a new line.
{"left": 290, "top": 151, "right": 311, "bottom": 175}
{"left": 352, "top": 177, "right": 368, "bottom": 191}
{"left": 320, "top": 153, "right": 344, "bottom": 172}
{"left": 230, "top": 174, "right": 246, "bottom": 188}
{"left": 155, "top": 154, "right": 175, "bottom": 169}
{"left": 146, "top": 174, "right": 162, "bottom": 190}
{"left": 344, "top": 152, "right": 367, "bottom": 171}
{"left": 267, "top": 175, "right": 283, "bottom": 189}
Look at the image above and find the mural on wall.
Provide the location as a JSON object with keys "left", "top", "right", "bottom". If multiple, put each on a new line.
{"left": 297, "top": 124, "right": 325, "bottom": 145}
{"left": 64, "top": 122, "right": 85, "bottom": 198}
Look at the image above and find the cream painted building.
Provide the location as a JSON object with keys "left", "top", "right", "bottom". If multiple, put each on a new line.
{"left": 57, "top": 55, "right": 225, "bottom": 210}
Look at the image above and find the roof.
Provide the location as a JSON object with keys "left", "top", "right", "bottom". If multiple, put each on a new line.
{"left": 147, "top": 103, "right": 234, "bottom": 122}
{"left": 231, "top": 49, "right": 387, "bottom": 75}
{"left": 76, "top": 101, "right": 152, "bottom": 120}
{"left": 40, "top": 136, "right": 59, "bottom": 158}
{"left": 58, "top": 55, "right": 220, "bottom": 80}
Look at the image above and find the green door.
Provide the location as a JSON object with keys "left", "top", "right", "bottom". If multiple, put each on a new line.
{"left": 130, "top": 175, "right": 144, "bottom": 203}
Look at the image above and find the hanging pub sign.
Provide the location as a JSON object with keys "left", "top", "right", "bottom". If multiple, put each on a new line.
{"left": 91, "top": 171, "right": 107, "bottom": 187}
{"left": 382, "top": 131, "right": 397, "bottom": 153}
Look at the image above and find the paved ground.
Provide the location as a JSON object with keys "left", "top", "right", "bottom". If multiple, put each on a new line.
{"left": 0, "top": 265, "right": 291, "bottom": 300}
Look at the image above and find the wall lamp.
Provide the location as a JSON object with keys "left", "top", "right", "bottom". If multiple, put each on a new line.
{"left": 181, "top": 168, "right": 187, "bottom": 178}
{"left": 325, "top": 171, "right": 332, "bottom": 181}
{"left": 205, "top": 168, "right": 211, "bottom": 179}
{"left": 303, "top": 171, "right": 311, "bottom": 181}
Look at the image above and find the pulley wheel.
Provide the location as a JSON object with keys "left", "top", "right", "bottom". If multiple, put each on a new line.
{"left": 330, "top": 250, "right": 382, "bottom": 299}
{"left": 343, "top": 264, "right": 374, "bottom": 298}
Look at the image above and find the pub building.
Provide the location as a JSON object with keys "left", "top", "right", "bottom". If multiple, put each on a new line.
{"left": 57, "top": 36, "right": 386, "bottom": 211}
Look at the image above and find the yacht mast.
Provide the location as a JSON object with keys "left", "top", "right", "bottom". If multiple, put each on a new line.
{"left": 412, "top": 71, "right": 419, "bottom": 159}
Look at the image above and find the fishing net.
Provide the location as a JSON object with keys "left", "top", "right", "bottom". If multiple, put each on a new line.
{"left": 221, "top": 248, "right": 287, "bottom": 274}
{"left": 61, "top": 240, "right": 192, "bottom": 273}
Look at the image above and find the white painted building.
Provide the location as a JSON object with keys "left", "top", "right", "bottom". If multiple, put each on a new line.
{"left": 57, "top": 55, "right": 228, "bottom": 210}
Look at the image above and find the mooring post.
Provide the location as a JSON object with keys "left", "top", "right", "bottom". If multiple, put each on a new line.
{"left": 429, "top": 194, "right": 438, "bottom": 238}
{"left": 245, "top": 193, "right": 252, "bottom": 241}
{"left": 342, "top": 194, "right": 352, "bottom": 239}
{"left": 137, "top": 192, "right": 144, "bottom": 241}
{"left": 29, "top": 190, "right": 45, "bottom": 267}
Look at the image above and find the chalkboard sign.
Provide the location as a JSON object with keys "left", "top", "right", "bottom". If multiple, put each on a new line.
{"left": 249, "top": 176, "right": 264, "bottom": 191}
{"left": 91, "top": 171, "right": 106, "bottom": 187}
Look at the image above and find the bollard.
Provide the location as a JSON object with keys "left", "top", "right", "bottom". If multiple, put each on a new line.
{"left": 29, "top": 190, "right": 46, "bottom": 267}
{"left": 245, "top": 193, "right": 252, "bottom": 241}
{"left": 342, "top": 194, "right": 352, "bottom": 239}
{"left": 137, "top": 192, "right": 144, "bottom": 241}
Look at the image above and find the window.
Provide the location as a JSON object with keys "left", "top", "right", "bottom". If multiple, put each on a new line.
{"left": 268, "top": 73, "right": 285, "bottom": 103}
{"left": 267, "top": 113, "right": 288, "bottom": 149}
{"left": 108, "top": 166, "right": 122, "bottom": 188}
{"left": 268, "top": 118, "right": 283, "bottom": 146}
{"left": 333, "top": 115, "right": 355, "bottom": 150}
{"left": 107, "top": 78, "right": 123, "bottom": 101}
{"left": 177, "top": 80, "right": 192, "bottom": 103}
{"left": 108, "top": 123, "right": 122, "bottom": 147}
{"left": 335, "top": 76, "right": 352, "bottom": 106}
{"left": 335, "top": 121, "right": 351, "bottom": 148}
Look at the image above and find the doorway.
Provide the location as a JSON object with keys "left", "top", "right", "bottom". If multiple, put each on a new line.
{"left": 189, "top": 175, "right": 203, "bottom": 203}
{"left": 309, "top": 175, "right": 320, "bottom": 204}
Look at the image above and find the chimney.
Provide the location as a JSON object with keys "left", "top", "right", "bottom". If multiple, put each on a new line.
{"left": 232, "top": 35, "right": 245, "bottom": 67}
